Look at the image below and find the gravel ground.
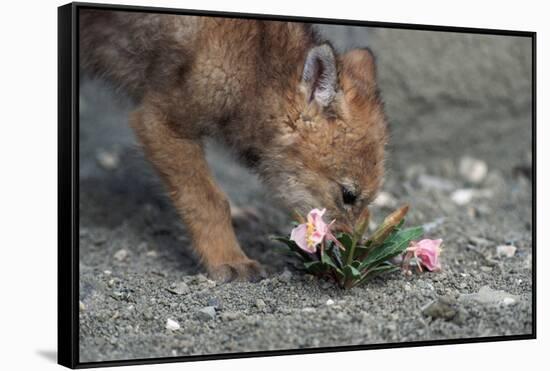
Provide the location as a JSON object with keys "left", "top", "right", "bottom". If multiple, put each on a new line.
{"left": 78, "top": 25, "right": 533, "bottom": 363}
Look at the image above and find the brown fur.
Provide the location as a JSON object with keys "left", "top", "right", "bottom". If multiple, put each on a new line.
{"left": 80, "top": 9, "right": 388, "bottom": 281}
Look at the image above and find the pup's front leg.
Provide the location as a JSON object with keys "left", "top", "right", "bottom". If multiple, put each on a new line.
{"left": 131, "top": 107, "right": 265, "bottom": 282}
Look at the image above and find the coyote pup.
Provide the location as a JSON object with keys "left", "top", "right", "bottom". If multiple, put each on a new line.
{"left": 80, "top": 10, "right": 388, "bottom": 282}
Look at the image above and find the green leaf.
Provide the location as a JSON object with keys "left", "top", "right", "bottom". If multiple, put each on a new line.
{"left": 353, "top": 244, "right": 372, "bottom": 257}
{"left": 337, "top": 233, "right": 354, "bottom": 250}
{"left": 321, "top": 250, "right": 343, "bottom": 275}
{"left": 273, "top": 246, "right": 307, "bottom": 262}
{"left": 343, "top": 265, "right": 362, "bottom": 279}
{"left": 304, "top": 261, "right": 326, "bottom": 274}
{"left": 337, "top": 233, "right": 354, "bottom": 264}
{"left": 360, "top": 264, "right": 400, "bottom": 284}
{"left": 271, "top": 236, "right": 313, "bottom": 261}
{"left": 358, "top": 226, "right": 423, "bottom": 271}
{"left": 331, "top": 245, "right": 345, "bottom": 268}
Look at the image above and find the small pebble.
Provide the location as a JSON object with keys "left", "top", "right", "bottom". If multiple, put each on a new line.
{"left": 196, "top": 306, "right": 216, "bottom": 321}
{"left": 255, "top": 299, "right": 266, "bottom": 310}
{"left": 96, "top": 149, "right": 120, "bottom": 170}
{"left": 279, "top": 270, "right": 292, "bottom": 283}
{"left": 167, "top": 282, "right": 190, "bottom": 295}
{"left": 421, "top": 297, "right": 457, "bottom": 321}
{"left": 113, "top": 249, "right": 129, "bottom": 261}
{"left": 459, "top": 156, "right": 488, "bottom": 184}
{"left": 207, "top": 297, "right": 222, "bottom": 310}
{"left": 103, "top": 270, "right": 112, "bottom": 275}
{"left": 496, "top": 245, "right": 517, "bottom": 258}
{"left": 459, "top": 286, "right": 519, "bottom": 305}
{"left": 335, "top": 312, "right": 348, "bottom": 321}
{"left": 502, "top": 297, "right": 517, "bottom": 306}
{"left": 451, "top": 189, "right": 475, "bottom": 205}
{"left": 452, "top": 188, "right": 493, "bottom": 205}
{"left": 468, "top": 236, "right": 492, "bottom": 248}
{"left": 165, "top": 318, "right": 180, "bottom": 331}
{"left": 79, "top": 301, "right": 86, "bottom": 311}
{"left": 302, "top": 307, "right": 315, "bottom": 313}
{"left": 220, "top": 311, "right": 241, "bottom": 321}
{"left": 372, "top": 191, "right": 397, "bottom": 208}
{"left": 326, "top": 299, "right": 335, "bottom": 306}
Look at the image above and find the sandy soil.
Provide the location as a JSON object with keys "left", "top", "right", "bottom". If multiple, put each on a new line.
{"left": 78, "top": 25, "right": 533, "bottom": 363}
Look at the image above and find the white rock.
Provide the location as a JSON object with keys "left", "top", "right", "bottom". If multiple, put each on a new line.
{"left": 451, "top": 188, "right": 493, "bottom": 205}
{"left": 459, "top": 156, "right": 488, "bottom": 184}
{"left": 255, "top": 299, "right": 266, "bottom": 309}
{"left": 79, "top": 301, "right": 86, "bottom": 311}
{"left": 302, "top": 307, "right": 316, "bottom": 313}
{"left": 114, "top": 249, "right": 129, "bottom": 261}
{"left": 372, "top": 191, "right": 397, "bottom": 208}
{"left": 496, "top": 245, "right": 517, "bottom": 258}
{"left": 326, "top": 299, "right": 335, "bottom": 306}
{"left": 96, "top": 149, "right": 120, "bottom": 170}
{"left": 451, "top": 189, "right": 475, "bottom": 205}
{"left": 103, "top": 270, "right": 112, "bottom": 275}
{"left": 165, "top": 318, "right": 180, "bottom": 331}
{"left": 459, "top": 286, "right": 519, "bottom": 305}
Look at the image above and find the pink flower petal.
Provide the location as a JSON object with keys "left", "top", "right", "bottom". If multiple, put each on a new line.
{"left": 309, "top": 208, "right": 329, "bottom": 237}
{"left": 310, "top": 230, "right": 324, "bottom": 245}
{"left": 406, "top": 238, "right": 442, "bottom": 272}
{"left": 290, "top": 223, "right": 316, "bottom": 253}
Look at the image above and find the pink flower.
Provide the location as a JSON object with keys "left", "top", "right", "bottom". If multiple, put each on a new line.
{"left": 290, "top": 208, "right": 340, "bottom": 253}
{"left": 404, "top": 238, "right": 443, "bottom": 272}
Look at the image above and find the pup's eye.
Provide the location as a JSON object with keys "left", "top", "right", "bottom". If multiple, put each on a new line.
{"left": 341, "top": 186, "right": 358, "bottom": 205}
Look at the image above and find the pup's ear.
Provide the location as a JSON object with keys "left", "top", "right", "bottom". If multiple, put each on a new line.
{"left": 340, "top": 48, "right": 378, "bottom": 103}
{"left": 301, "top": 43, "right": 338, "bottom": 107}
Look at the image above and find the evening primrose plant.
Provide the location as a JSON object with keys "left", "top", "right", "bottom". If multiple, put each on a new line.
{"left": 273, "top": 205, "right": 442, "bottom": 289}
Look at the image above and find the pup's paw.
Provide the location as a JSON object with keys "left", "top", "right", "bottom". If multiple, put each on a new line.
{"left": 208, "top": 259, "right": 267, "bottom": 283}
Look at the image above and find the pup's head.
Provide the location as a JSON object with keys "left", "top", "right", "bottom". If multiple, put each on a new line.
{"left": 264, "top": 44, "right": 388, "bottom": 228}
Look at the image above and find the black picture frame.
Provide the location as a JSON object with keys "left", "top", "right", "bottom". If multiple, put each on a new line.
{"left": 58, "top": 2, "right": 536, "bottom": 369}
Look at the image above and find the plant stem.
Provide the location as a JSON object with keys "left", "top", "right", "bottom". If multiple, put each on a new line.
{"left": 344, "top": 207, "right": 371, "bottom": 267}
{"left": 344, "top": 278, "right": 354, "bottom": 289}
{"left": 346, "top": 235, "right": 358, "bottom": 266}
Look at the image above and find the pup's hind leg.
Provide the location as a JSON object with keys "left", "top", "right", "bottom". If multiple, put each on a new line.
{"left": 130, "top": 107, "right": 266, "bottom": 282}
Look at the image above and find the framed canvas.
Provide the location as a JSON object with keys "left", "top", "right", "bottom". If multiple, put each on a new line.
{"left": 58, "top": 2, "right": 536, "bottom": 368}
